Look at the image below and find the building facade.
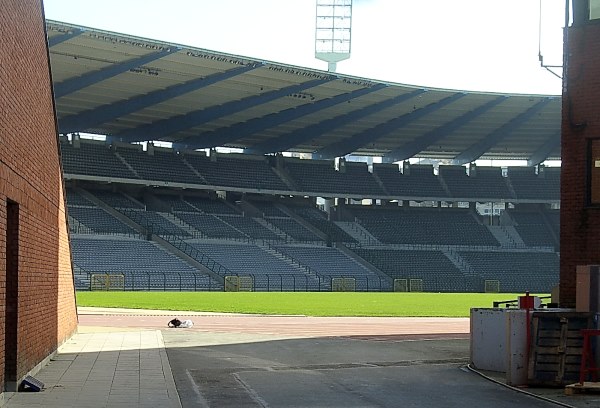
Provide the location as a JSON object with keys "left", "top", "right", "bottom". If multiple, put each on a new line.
{"left": 0, "top": 0, "right": 77, "bottom": 393}
{"left": 560, "top": 0, "right": 600, "bottom": 306}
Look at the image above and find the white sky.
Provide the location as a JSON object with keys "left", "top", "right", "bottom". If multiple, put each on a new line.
{"left": 43, "top": 0, "right": 566, "bottom": 95}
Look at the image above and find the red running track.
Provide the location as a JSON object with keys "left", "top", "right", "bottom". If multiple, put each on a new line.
{"left": 78, "top": 313, "right": 470, "bottom": 340}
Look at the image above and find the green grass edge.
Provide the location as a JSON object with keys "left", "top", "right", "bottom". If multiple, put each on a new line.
{"left": 76, "top": 292, "right": 539, "bottom": 317}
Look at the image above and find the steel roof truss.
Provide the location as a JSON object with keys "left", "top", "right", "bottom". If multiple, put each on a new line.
{"left": 48, "top": 29, "right": 83, "bottom": 47}
{"left": 247, "top": 88, "right": 427, "bottom": 155}
{"left": 58, "top": 64, "right": 259, "bottom": 133}
{"left": 116, "top": 77, "right": 333, "bottom": 142}
{"left": 382, "top": 95, "right": 507, "bottom": 163}
{"left": 53, "top": 48, "right": 179, "bottom": 98}
{"left": 452, "top": 98, "right": 554, "bottom": 165}
{"left": 527, "top": 131, "right": 561, "bottom": 166}
{"left": 186, "top": 83, "right": 388, "bottom": 149}
{"left": 316, "top": 92, "right": 467, "bottom": 159}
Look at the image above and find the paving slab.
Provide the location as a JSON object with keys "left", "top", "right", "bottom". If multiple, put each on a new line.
{"left": 3, "top": 329, "right": 180, "bottom": 408}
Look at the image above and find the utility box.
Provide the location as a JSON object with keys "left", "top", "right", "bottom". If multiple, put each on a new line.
{"left": 470, "top": 308, "right": 529, "bottom": 385}
{"left": 471, "top": 308, "right": 506, "bottom": 372}
{"left": 506, "top": 310, "right": 529, "bottom": 386}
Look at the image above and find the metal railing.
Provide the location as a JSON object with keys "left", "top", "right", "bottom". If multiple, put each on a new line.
{"left": 80, "top": 271, "right": 223, "bottom": 291}
{"left": 77, "top": 272, "right": 391, "bottom": 292}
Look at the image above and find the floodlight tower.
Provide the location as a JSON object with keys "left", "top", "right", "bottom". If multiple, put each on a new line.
{"left": 315, "top": 0, "right": 352, "bottom": 72}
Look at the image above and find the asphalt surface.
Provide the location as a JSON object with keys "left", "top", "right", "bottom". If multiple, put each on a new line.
{"left": 163, "top": 332, "right": 560, "bottom": 408}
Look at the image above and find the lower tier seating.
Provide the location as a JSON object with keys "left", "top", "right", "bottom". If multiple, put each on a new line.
{"left": 71, "top": 236, "right": 221, "bottom": 291}
{"left": 352, "top": 248, "right": 468, "bottom": 292}
{"left": 276, "top": 245, "right": 390, "bottom": 291}
{"left": 458, "top": 251, "right": 559, "bottom": 293}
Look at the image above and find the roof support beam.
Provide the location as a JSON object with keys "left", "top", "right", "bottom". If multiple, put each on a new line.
{"left": 527, "top": 131, "right": 561, "bottom": 166}
{"left": 116, "top": 77, "right": 333, "bottom": 142}
{"left": 247, "top": 88, "right": 426, "bottom": 155}
{"left": 184, "top": 83, "right": 388, "bottom": 149}
{"left": 48, "top": 29, "right": 83, "bottom": 47}
{"left": 53, "top": 48, "right": 178, "bottom": 98}
{"left": 315, "top": 92, "right": 466, "bottom": 159}
{"left": 58, "top": 64, "right": 260, "bottom": 133}
{"left": 452, "top": 98, "right": 553, "bottom": 165}
{"left": 382, "top": 95, "right": 507, "bottom": 163}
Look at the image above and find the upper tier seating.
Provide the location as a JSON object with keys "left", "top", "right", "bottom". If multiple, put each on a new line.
{"left": 373, "top": 164, "right": 447, "bottom": 197}
{"left": 61, "top": 141, "right": 561, "bottom": 202}
{"left": 439, "top": 165, "right": 513, "bottom": 199}
{"left": 284, "top": 159, "right": 384, "bottom": 196}
{"left": 348, "top": 206, "right": 499, "bottom": 246}
{"left": 117, "top": 148, "right": 201, "bottom": 185}
{"left": 185, "top": 153, "right": 289, "bottom": 191}
{"left": 61, "top": 140, "right": 137, "bottom": 179}
{"left": 508, "top": 167, "right": 560, "bottom": 200}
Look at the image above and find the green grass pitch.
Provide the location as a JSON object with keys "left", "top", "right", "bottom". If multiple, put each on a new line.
{"left": 76, "top": 292, "right": 538, "bottom": 317}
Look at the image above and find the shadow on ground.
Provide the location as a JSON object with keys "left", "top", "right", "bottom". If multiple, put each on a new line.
{"left": 163, "top": 333, "right": 564, "bottom": 408}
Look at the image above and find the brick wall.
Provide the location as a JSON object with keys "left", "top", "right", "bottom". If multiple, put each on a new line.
{"left": 0, "top": 0, "right": 77, "bottom": 389}
{"left": 560, "top": 20, "right": 600, "bottom": 307}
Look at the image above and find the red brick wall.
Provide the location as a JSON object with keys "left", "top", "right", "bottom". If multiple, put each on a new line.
{"left": 560, "top": 20, "right": 600, "bottom": 307}
{"left": 0, "top": 0, "right": 77, "bottom": 388}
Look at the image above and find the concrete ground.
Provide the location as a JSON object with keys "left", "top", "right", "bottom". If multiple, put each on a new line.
{"left": 3, "top": 307, "right": 600, "bottom": 407}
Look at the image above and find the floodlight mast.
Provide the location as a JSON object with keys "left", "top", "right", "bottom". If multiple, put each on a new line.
{"left": 315, "top": 0, "right": 352, "bottom": 72}
{"left": 538, "top": 0, "right": 563, "bottom": 79}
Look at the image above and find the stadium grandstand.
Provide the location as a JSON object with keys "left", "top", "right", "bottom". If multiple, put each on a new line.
{"left": 48, "top": 20, "right": 561, "bottom": 294}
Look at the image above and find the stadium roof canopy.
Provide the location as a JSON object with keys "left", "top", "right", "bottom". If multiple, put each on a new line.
{"left": 47, "top": 20, "right": 562, "bottom": 165}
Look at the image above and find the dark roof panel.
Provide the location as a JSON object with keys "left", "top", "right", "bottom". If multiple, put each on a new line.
{"left": 47, "top": 20, "right": 562, "bottom": 161}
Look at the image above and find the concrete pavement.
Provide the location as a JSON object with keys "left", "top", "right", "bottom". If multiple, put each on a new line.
{"left": 3, "top": 329, "right": 180, "bottom": 408}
